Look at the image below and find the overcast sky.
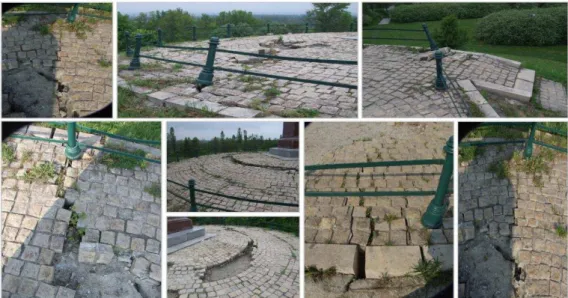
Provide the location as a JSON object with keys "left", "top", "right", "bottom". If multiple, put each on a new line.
{"left": 118, "top": 2, "right": 357, "bottom": 16}
{"left": 168, "top": 122, "right": 284, "bottom": 140}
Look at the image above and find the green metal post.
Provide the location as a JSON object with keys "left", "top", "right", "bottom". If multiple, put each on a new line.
{"left": 434, "top": 50, "right": 447, "bottom": 91}
{"left": 125, "top": 31, "right": 133, "bottom": 57}
{"left": 67, "top": 3, "right": 79, "bottom": 23}
{"left": 305, "top": 23, "right": 309, "bottom": 33}
{"left": 128, "top": 34, "right": 141, "bottom": 70}
{"left": 195, "top": 37, "right": 219, "bottom": 89}
{"left": 157, "top": 28, "right": 163, "bottom": 46}
{"left": 65, "top": 122, "right": 82, "bottom": 160}
{"left": 524, "top": 122, "right": 537, "bottom": 159}
{"left": 422, "top": 23, "right": 438, "bottom": 51}
{"left": 267, "top": 23, "right": 270, "bottom": 34}
{"left": 421, "top": 136, "right": 453, "bottom": 229}
{"left": 226, "top": 24, "right": 232, "bottom": 38}
{"left": 192, "top": 25, "right": 197, "bottom": 41}
{"left": 189, "top": 179, "right": 197, "bottom": 212}
{"left": 350, "top": 22, "right": 354, "bottom": 32}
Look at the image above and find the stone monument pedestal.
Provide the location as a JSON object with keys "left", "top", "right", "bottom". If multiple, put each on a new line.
{"left": 269, "top": 122, "right": 299, "bottom": 159}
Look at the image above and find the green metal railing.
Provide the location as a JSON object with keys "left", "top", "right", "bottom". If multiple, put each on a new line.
{"left": 167, "top": 179, "right": 299, "bottom": 212}
{"left": 8, "top": 122, "right": 160, "bottom": 164}
{"left": 363, "top": 24, "right": 438, "bottom": 51}
{"left": 460, "top": 122, "right": 567, "bottom": 158}
{"left": 127, "top": 28, "right": 358, "bottom": 90}
{"left": 305, "top": 136, "right": 454, "bottom": 229}
{"left": 3, "top": 3, "right": 111, "bottom": 23}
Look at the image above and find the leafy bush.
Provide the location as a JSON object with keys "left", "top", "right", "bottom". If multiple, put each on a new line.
{"left": 390, "top": 3, "right": 510, "bottom": 23}
{"left": 476, "top": 6, "right": 567, "bottom": 46}
{"left": 231, "top": 23, "right": 255, "bottom": 37}
{"left": 434, "top": 15, "right": 468, "bottom": 48}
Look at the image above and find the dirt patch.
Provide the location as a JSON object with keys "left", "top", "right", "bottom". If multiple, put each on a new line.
{"left": 203, "top": 239, "right": 254, "bottom": 282}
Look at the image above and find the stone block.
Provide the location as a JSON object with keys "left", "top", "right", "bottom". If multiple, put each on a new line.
{"left": 36, "top": 282, "right": 57, "bottom": 298}
{"left": 131, "top": 257, "right": 150, "bottom": 277}
{"left": 78, "top": 242, "right": 97, "bottom": 263}
{"left": 305, "top": 244, "right": 359, "bottom": 275}
{"left": 423, "top": 244, "right": 453, "bottom": 271}
{"left": 366, "top": 246, "right": 422, "bottom": 277}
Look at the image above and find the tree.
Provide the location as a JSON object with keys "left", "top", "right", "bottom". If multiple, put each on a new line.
{"left": 191, "top": 137, "right": 200, "bottom": 157}
{"left": 220, "top": 131, "right": 225, "bottom": 153}
{"left": 307, "top": 3, "right": 353, "bottom": 32}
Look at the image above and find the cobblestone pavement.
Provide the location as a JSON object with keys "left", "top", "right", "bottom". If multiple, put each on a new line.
{"left": 304, "top": 122, "right": 453, "bottom": 297}
{"left": 167, "top": 225, "right": 299, "bottom": 298}
{"left": 459, "top": 138, "right": 567, "bottom": 297}
{"left": 537, "top": 79, "right": 567, "bottom": 116}
{"left": 167, "top": 153, "right": 298, "bottom": 212}
{"left": 118, "top": 33, "right": 357, "bottom": 118}
{"left": 2, "top": 14, "right": 112, "bottom": 117}
{"left": 2, "top": 125, "right": 161, "bottom": 297}
{"left": 363, "top": 45, "right": 521, "bottom": 117}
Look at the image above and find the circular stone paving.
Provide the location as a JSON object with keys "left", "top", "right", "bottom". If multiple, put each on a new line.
{"left": 167, "top": 226, "right": 299, "bottom": 297}
{"left": 167, "top": 153, "right": 298, "bottom": 212}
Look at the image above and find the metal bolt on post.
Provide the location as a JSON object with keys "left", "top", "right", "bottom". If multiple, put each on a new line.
{"left": 65, "top": 122, "right": 82, "bottom": 160}
{"left": 421, "top": 136, "right": 453, "bottom": 229}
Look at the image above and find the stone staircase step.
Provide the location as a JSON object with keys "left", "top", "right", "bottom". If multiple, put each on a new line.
{"left": 167, "top": 227, "right": 206, "bottom": 247}
{"left": 472, "top": 80, "right": 532, "bottom": 103}
{"left": 457, "top": 80, "right": 499, "bottom": 118}
{"left": 167, "top": 233, "right": 216, "bottom": 254}
{"left": 305, "top": 244, "right": 360, "bottom": 275}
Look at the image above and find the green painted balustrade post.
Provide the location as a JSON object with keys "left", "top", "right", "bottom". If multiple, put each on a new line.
{"left": 226, "top": 24, "right": 232, "bottom": 38}
{"left": 192, "top": 25, "right": 197, "bottom": 41}
{"left": 195, "top": 37, "right": 220, "bottom": 89}
{"left": 422, "top": 136, "right": 453, "bottom": 229}
{"left": 157, "top": 28, "right": 163, "bottom": 46}
{"left": 524, "top": 122, "right": 537, "bottom": 159}
{"left": 422, "top": 23, "right": 438, "bottom": 51}
{"left": 67, "top": 3, "right": 79, "bottom": 23}
{"left": 128, "top": 34, "right": 141, "bottom": 70}
{"left": 434, "top": 50, "right": 447, "bottom": 91}
{"left": 349, "top": 22, "right": 354, "bottom": 32}
{"left": 189, "top": 179, "right": 197, "bottom": 212}
{"left": 65, "top": 122, "right": 82, "bottom": 160}
{"left": 305, "top": 23, "right": 309, "bottom": 33}
{"left": 125, "top": 31, "right": 133, "bottom": 57}
{"left": 267, "top": 23, "right": 270, "bottom": 34}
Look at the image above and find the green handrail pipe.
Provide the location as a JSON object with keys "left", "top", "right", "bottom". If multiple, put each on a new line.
{"left": 422, "top": 23, "right": 438, "bottom": 51}
{"left": 189, "top": 179, "right": 197, "bottom": 212}
{"left": 129, "top": 34, "right": 141, "bottom": 70}
{"left": 65, "top": 122, "right": 82, "bottom": 160}
{"left": 421, "top": 136, "right": 453, "bottom": 229}
{"left": 524, "top": 122, "right": 537, "bottom": 159}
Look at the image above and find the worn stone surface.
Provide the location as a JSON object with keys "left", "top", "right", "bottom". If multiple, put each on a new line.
{"left": 2, "top": 12, "right": 112, "bottom": 117}
{"left": 167, "top": 226, "right": 299, "bottom": 297}
{"left": 536, "top": 79, "right": 567, "bottom": 116}
{"left": 119, "top": 33, "right": 357, "bottom": 118}
{"left": 459, "top": 131, "right": 567, "bottom": 297}
{"left": 304, "top": 122, "right": 454, "bottom": 297}
{"left": 167, "top": 152, "right": 298, "bottom": 212}
{"left": 305, "top": 244, "right": 359, "bottom": 275}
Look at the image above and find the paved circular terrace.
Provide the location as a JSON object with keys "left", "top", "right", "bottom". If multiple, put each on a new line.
{"left": 363, "top": 45, "right": 567, "bottom": 118}
{"left": 167, "top": 153, "right": 298, "bottom": 212}
{"left": 2, "top": 14, "right": 112, "bottom": 117}
{"left": 167, "top": 226, "right": 299, "bottom": 298}
{"left": 304, "top": 122, "right": 453, "bottom": 297}
{"left": 118, "top": 32, "right": 358, "bottom": 118}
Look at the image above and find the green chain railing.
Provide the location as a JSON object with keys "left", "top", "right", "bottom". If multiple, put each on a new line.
{"left": 363, "top": 23, "right": 438, "bottom": 51}
{"left": 167, "top": 179, "right": 299, "bottom": 212}
{"left": 8, "top": 122, "right": 160, "bottom": 164}
{"left": 4, "top": 3, "right": 111, "bottom": 23}
{"left": 460, "top": 122, "right": 568, "bottom": 157}
{"left": 305, "top": 136, "right": 454, "bottom": 229}
{"left": 127, "top": 28, "right": 358, "bottom": 90}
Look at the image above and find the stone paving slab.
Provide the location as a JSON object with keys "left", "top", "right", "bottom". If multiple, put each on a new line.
{"left": 167, "top": 153, "right": 298, "bottom": 212}
{"left": 366, "top": 246, "right": 422, "bottom": 277}
{"left": 2, "top": 13, "right": 112, "bottom": 117}
{"left": 537, "top": 79, "right": 567, "bottom": 116}
{"left": 167, "top": 226, "right": 299, "bottom": 297}
{"left": 305, "top": 244, "right": 359, "bottom": 275}
{"left": 119, "top": 33, "right": 358, "bottom": 118}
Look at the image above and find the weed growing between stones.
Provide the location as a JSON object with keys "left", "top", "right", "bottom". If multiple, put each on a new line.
{"left": 31, "top": 23, "right": 51, "bottom": 35}
{"left": 384, "top": 213, "right": 399, "bottom": 224}
{"left": 2, "top": 143, "right": 16, "bottom": 163}
{"left": 488, "top": 160, "right": 510, "bottom": 180}
{"left": 100, "top": 144, "right": 148, "bottom": 170}
{"left": 23, "top": 162, "right": 55, "bottom": 182}
{"left": 97, "top": 58, "right": 112, "bottom": 68}
{"left": 144, "top": 183, "right": 161, "bottom": 198}
{"left": 554, "top": 224, "right": 567, "bottom": 238}
{"left": 172, "top": 63, "right": 183, "bottom": 72}
{"left": 67, "top": 207, "right": 87, "bottom": 242}
{"left": 21, "top": 150, "right": 33, "bottom": 164}
{"left": 305, "top": 266, "right": 337, "bottom": 282}
{"left": 412, "top": 258, "right": 448, "bottom": 285}
{"left": 468, "top": 100, "right": 484, "bottom": 117}
{"left": 509, "top": 149, "right": 557, "bottom": 187}
{"left": 280, "top": 108, "right": 320, "bottom": 118}
{"left": 459, "top": 146, "right": 485, "bottom": 163}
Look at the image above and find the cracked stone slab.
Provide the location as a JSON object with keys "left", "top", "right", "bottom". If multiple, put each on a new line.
{"left": 305, "top": 243, "right": 360, "bottom": 275}
{"left": 366, "top": 246, "right": 422, "bottom": 278}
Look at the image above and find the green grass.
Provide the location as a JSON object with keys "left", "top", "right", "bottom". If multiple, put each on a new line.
{"left": 31, "top": 24, "right": 51, "bottom": 35}
{"left": 305, "top": 266, "right": 336, "bottom": 281}
{"left": 555, "top": 224, "right": 567, "bottom": 238}
{"left": 100, "top": 145, "right": 148, "bottom": 170}
{"left": 172, "top": 63, "right": 183, "bottom": 72}
{"left": 118, "top": 87, "right": 216, "bottom": 118}
{"left": 97, "top": 58, "right": 112, "bottom": 68}
{"left": 76, "top": 121, "right": 160, "bottom": 143}
{"left": 459, "top": 146, "right": 485, "bottom": 163}
{"left": 2, "top": 143, "right": 16, "bottom": 163}
{"left": 364, "top": 18, "right": 567, "bottom": 85}
{"left": 23, "top": 163, "right": 56, "bottom": 183}
{"left": 144, "top": 183, "right": 161, "bottom": 198}
{"left": 280, "top": 108, "right": 320, "bottom": 118}
{"left": 488, "top": 160, "right": 509, "bottom": 179}
{"left": 413, "top": 258, "right": 445, "bottom": 285}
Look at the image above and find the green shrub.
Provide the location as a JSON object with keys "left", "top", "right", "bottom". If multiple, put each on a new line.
{"left": 434, "top": 15, "right": 468, "bottom": 48}
{"left": 390, "top": 3, "right": 510, "bottom": 23}
{"left": 476, "top": 6, "right": 567, "bottom": 46}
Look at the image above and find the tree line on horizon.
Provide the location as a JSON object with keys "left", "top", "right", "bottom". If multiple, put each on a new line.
{"left": 167, "top": 127, "right": 280, "bottom": 162}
